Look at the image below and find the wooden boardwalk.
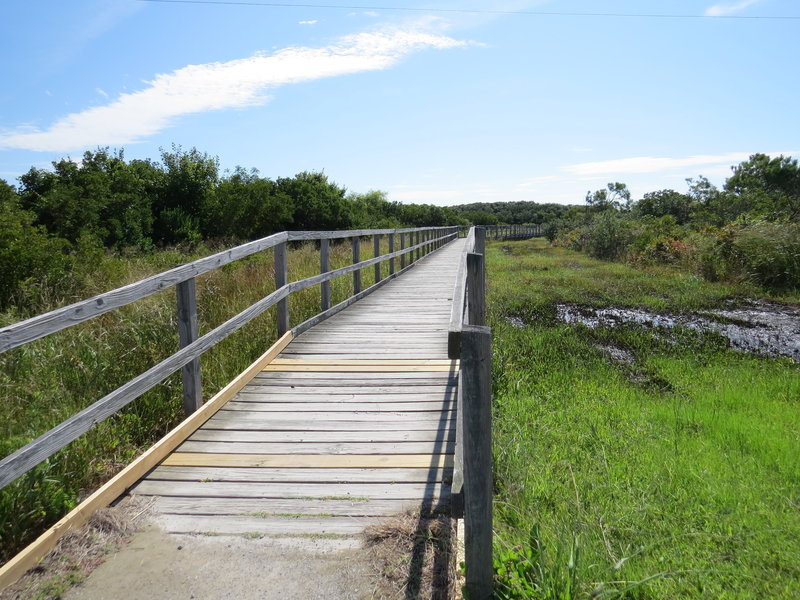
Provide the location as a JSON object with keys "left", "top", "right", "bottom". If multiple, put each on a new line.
{"left": 129, "top": 239, "right": 465, "bottom": 540}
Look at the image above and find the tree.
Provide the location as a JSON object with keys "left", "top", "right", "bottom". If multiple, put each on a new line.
{"left": 585, "top": 182, "right": 630, "bottom": 211}
{"left": 724, "top": 153, "right": 800, "bottom": 220}
{"left": 634, "top": 189, "right": 693, "bottom": 224}
{"left": 276, "top": 172, "right": 352, "bottom": 230}
{"left": 207, "top": 167, "right": 293, "bottom": 240}
{"left": 155, "top": 146, "right": 219, "bottom": 244}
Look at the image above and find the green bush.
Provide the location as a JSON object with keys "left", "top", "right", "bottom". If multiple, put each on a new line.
{"left": 690, "top": 221, "right": 800, "bottom": 290}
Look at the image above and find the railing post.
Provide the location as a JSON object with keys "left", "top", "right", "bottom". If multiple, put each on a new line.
{"left": 388, "top": 233, "right": 395, "bottom": 275}
{"left": 400, "top": 232, "right": 406, "bottom": 269}
{"left": 374, "top": 234, "right": 381, "bottom": 284}
{"left": 176, "top": 278, "right": 202, "bottom": 415}
{"left": 320, "top": 238, "right": 330, "bottom": 311}
{"left": 274, "top": 241, "right": 289, "bottom": 335}
{"left": 466, "top": 253, "right": 486, "bottom": 327}
{"left": 416, "top": 231, "right": 421, "bottom": 261}
{"left": 461, "top": 324, "right": 493, "bottom": 600}
{"left": 475, "top": 226, "right": 486, "bottom": 257}
{"left": 352, "top": 236, "right": 361, "bottom": 294}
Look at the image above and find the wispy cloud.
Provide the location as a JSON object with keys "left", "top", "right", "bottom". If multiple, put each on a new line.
{"left": 563, "top": 152, "right": 782, "bottom": 177}
{"left": 298, "top": 19, "right": 318, "bottom": 25}
{"left": 705, "top": 0, "right": 762, "bottom": 17}
{"left": 1, "top": 28, "right": 469, "bottom": 152}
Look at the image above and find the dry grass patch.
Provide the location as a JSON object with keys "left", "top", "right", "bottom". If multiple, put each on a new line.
{"left": 363, "top": 511, "right": 457, "bottom": 600}
{"left": 0, "top": 496, "right": 152, "bottom": 600}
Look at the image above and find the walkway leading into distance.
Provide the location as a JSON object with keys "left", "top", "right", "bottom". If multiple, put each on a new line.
{"left": 128, "top": 238, "right": 466, "bottom": 541}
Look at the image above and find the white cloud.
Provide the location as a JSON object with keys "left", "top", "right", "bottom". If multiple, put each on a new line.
{"left": 298, "top": 20, "right": 318, "bottom": 25}
{"left": 705, "top": 0, "right": 761, "bottom": 17}
{"left": 95, "top": 88, "right": 109, "bottom": 98}
{"left": 1, "top": 28, "right": 469, "bottom": 152}
{"left": 562, "top": 152, "right": 800, "bottom": 177}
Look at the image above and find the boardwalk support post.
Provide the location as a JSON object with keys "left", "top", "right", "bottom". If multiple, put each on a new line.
{"left": 320, "top": 238, "right": 331, "bottom": 311}
{"left": 275, "top": 241, "right": 289, "bottom": 335}
{"left": 461, "top": 324, "right": 492, "bottom": 600}
{"left": 176, "top": 278, "right": 202, "bottom": 415}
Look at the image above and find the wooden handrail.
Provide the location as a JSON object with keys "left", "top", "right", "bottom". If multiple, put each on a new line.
{"left": 0, "top": 226, "right": 459, "bottom": 490}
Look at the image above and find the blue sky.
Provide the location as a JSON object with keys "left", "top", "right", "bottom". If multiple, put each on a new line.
{"left": 1, "top": 0, "right": 799, "bottom": 205}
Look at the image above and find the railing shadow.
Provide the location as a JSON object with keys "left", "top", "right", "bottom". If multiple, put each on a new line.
{"left": 402, "top": 360, "right": 458, "bottom": 600}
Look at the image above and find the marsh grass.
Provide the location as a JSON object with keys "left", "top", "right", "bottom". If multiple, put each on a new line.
{"left": 0, "top": 236, "right": 404, "bottom": 563}
{"left": 489, "top": 239, "right": 800, "bottom": 599}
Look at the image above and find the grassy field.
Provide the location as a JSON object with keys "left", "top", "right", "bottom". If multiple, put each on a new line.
{"left": 488, "top": 239, "right": 799, "bottom": 599}
{"left": 0, "top": 237, "right": 401, "bottom": 563}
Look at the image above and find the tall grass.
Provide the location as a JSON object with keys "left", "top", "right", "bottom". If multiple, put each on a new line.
{"left": 489, "top": 239, "right": 800, "bottom": 599}
{"left": 0, "top": 236, "right": 401, "bottom": 562}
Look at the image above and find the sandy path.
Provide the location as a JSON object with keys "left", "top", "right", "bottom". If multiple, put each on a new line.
{"left": 64, "top": 526, "right": 375, "bottom": 600}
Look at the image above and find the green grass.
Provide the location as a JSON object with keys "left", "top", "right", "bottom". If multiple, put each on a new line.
{"left": 0, "top": 236, "right": 405, "bottom": 563}
{"left": 489, "top": 239, "right": 800, "bottom": 599}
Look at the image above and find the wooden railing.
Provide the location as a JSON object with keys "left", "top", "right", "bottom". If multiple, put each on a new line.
{"left": 448, "top": 226, "right": 493, "bottom": 600}
{"left": 0, "top": 226, "right": 459, "bottom": 491}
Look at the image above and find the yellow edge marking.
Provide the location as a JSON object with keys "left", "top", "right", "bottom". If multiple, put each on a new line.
{"left": 162, "top": 453, "right": 453, "bottom": 469}
{"left": 0, "top": 332, "right": 294, "bottom": 592}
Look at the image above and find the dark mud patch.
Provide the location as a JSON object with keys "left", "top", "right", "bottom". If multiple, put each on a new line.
{"left": 557, "top": 301, "right": 800, "bottom": 361}
{"left": 595, "top": 344, "right": 636, "bottom": 365}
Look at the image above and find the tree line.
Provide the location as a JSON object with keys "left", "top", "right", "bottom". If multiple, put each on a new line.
{"left": 547, "top": 153, "right": 800, "bottom": 290}
{"left": 0, "top": 146, "right": 477, "bottom": 309}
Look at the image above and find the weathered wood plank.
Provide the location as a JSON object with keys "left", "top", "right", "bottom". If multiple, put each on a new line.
{"left": 200, "top": 419, "right": 455, "bottom": 432}
{"left": 149, "top": 496, "right": 444, "bottom": 517}
{"left": 213, "top": 410, "right": 455, "bottom": 423}
{"left": 188, "top": 429, "right": 454, "bottom": 443}
{"left": 222, "top": 401, "right": 453, "bottom": 412}
{"left": 146, "top": 466, "right": 451, "bottom": 484}
{"left": 176, "top": 440, "right": 455, "bottom": 454}
{"left": 261, "top": 365, "right": 455, "bottom": 372}
{"left": 235, "top": 385, "right": 456, "bottom": 395}
{"left": 270, "top": 359, "right": 456, "bottom": 366}
{"left": 133, "top": 479, "right": 448, "bottom": 500}
{"left": 161, "top": 453, "right": 454, "bottom": 469}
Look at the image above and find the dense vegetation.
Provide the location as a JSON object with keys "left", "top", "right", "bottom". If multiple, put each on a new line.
{"left": 0, "top": 146, "right": 471, "bottom": 313}
{"left": 548, "top": 153, "right": 800, "bottom": 292}
{"left": 489, "top": 239, "right": 799, "bottom": 599}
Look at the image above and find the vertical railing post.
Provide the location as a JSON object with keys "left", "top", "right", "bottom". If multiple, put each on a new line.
{"left": 320, "top": 238, "right": 330, "bottom": 311}
{"left": 352, "top": 236, "right": 361, "bottom": 294}
{"left": 274, "top": 241, "right": 289, "bottom": 335}
{"left": 388, "top": 233, "right": 395, "bottom": 275}
{"left": 374, "top": 234, "right": 381, "bottom": 285}
{"left": 475, "top": 226, "right": 486, "bottom": 257}
{"left": 461, "top": 323, "right": 492, "bottom": 600}
{"left": 400, "top": 232, "right": 406, "bottom": 269}
{"left": 467, "top": 253, "right": 486, "bottom": 327}
{"left": 176, "top": 278, "right": 202, "bottom": 415}
{"left": 416, "top": 231, "right": 421, "bottom": 261}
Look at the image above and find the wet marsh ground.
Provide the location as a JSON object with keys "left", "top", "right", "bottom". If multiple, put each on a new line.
{"left": 488, "top": 239, "right": 799, "bottom": 599}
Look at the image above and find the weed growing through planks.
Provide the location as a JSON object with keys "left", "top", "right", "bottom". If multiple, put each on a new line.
{"left": 488, "top": 238, "right": 800, "bottom": 598}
